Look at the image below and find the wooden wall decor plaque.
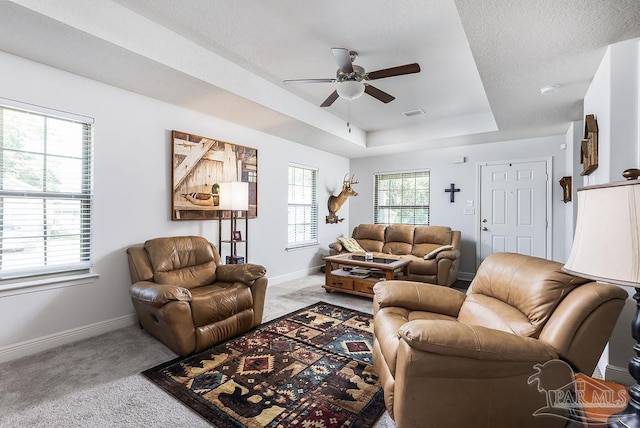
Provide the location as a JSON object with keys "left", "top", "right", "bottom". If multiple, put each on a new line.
{"left": 580, "top": 114, "right": 598, "bottom": 176}
{"left": 559, "top": 176, "right": 572, "bottom": 203}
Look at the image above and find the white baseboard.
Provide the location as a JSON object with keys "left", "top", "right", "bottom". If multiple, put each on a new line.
{"left": 267, "top": 266, "right": 323, "bottom": 286}
{"left": 604, "top": 364, "right": 635, "bottom": 386}
{"left": 0, "top": 313, "right": 138, "bottom": 364}
{"left": 457, "top": 271, "right": 475, "bottom": 282}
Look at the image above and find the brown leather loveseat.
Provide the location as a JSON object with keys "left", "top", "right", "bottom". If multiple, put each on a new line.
{"left": 329, "top": 224, "right": 461, "bottom": 286}
{"left": 372, "top": 252, "right": 627, "bottom": 428}
{"left": 127, "top": 236, "right": 268, "bottom": 356}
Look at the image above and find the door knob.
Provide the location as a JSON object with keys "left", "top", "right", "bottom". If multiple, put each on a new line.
{"left": 482, "top": 227, "right": 488, "bottom": 231}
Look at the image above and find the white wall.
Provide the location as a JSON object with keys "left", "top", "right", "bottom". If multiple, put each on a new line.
{"left": 564, "top": 120, "right": 583, "bottom": 258}
{"left": 0, "top": 51, "right": 351, "bottom": 361}
{"left": 348, "top": 135, "right": 569, "bottom": 277}
{"left": 582, "top": 38, "right": 640, "bottom": 384}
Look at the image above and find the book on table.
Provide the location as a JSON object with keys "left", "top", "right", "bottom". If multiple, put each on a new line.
{"left": 350, "top": 268, "right": 371, "bottom": 278}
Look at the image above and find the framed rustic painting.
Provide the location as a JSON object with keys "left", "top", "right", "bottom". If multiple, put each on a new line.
{"left": 171, "top": 130, "right": 258, "bottom": 220}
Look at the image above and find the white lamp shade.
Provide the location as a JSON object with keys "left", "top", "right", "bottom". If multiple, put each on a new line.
{"left": 563, "top": 179, "right": 640, "bottom": 286}
{"left": 336, "top": 81, "right": 365, "bottom": 100}
{"left": 218, "top": 181, "right": 249, "bottom": 211}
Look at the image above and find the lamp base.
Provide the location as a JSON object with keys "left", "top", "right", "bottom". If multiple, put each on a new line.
{"left": 609, "top": 401, "right": 640, "bottom": 427}
{"left": 609, "top": 287, "right": 640, "bottom": 427}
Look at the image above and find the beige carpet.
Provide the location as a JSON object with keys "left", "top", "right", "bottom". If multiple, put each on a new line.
{"left": 0, "top": 273, "right": 396, "bottom": 428}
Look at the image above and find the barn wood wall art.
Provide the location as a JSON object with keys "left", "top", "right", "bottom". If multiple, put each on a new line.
{"left": 171, "top": 130, "right": 258, "bottom": 221}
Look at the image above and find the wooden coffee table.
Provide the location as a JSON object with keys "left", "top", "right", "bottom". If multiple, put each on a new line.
{"left": 323, "top": 253, "right": 411, "bottom": 297}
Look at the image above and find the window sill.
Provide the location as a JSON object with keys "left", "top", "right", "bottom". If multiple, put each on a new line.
{"left": 0, "top": 273, "right": 100, "bottom": 297}
{"left": 286, "top": 243, "right": 319, "bottom": 251}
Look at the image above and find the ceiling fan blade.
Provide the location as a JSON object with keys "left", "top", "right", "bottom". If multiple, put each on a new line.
{"left": 320, "top": 90, "right": 339, "bottom": 107}
{"left": 364, "top": 84, "right": 395, "bottom": 103}
{"left": 367, "top": 63, "right": 421, "bottom": 80}
{"left": 283, "top": 78, "right": 336, "bottom": 84}
{"left": 331, "top": 48, "right": 353, "bottom": 74}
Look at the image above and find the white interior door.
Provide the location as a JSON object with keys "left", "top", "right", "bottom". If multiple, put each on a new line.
{"left": 479, "top": 160, "right": 549, "bottom": 262}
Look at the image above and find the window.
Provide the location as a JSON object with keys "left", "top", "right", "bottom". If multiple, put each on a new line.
{"left": 287, "top": 163, "right": 318, "bottom": 248}
{"left": 0, "top": 99, "right": 93, "bottom": 281}
{"left": 374, "top": 170, "right": 430, "bottom": 225}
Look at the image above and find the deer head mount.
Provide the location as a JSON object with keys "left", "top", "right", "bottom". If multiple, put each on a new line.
{"left": 326, "top": 174, "right": 359, "bottom": 224}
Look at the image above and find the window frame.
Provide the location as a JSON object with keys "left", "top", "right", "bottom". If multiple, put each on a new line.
{"left": 373, "top": 169, "right": 431, "bottom": 226}
{"left": 0, "top": 98, "right": 94, "bottom": 285}
{"left": 287, "top": 163, "right": 318, "bottom": 249}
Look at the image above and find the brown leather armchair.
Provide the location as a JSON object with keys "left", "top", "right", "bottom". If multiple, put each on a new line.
{"left": 126, "top": 236, "right": 268, "bottom": 356}
{"left": 372, "top": 252, "right": 627, "bottom": 428}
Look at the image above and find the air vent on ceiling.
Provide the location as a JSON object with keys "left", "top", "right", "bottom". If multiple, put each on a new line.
{"left": 402, "top": 108, "right": 425, "bottom": 117}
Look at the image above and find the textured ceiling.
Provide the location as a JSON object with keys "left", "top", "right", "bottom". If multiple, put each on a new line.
{"left": 0, "top": 0, "right": 639, "bottom": 158}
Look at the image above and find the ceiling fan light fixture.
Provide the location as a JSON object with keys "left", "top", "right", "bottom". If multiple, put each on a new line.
{"left": 336, "top": 81, "right": 365, "bottom": 100}
{"left": 284, "top": 48, "right": 420, "bottom": 107}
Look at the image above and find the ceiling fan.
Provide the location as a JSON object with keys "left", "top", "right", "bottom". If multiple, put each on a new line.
{"left": 283, "top": 48, "right": 420, "bottom": 107}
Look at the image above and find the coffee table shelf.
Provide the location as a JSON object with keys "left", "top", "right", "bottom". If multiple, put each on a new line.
{"left": 323, "top": 253, "right": 411, "bottom": 297}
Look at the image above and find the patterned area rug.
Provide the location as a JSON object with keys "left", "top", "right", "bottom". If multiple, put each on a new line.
{"left": 143, "top": 302, "right": 385, "bottom": 428}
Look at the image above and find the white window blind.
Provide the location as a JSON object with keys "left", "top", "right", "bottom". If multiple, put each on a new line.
{"left": 287, "top": 163, "right": 318, "bottom": 247}
{"left": 374, "top": 170, "right": 430, "bottom": 225}
{"left": 0, "top": 100, "right": 94, "bottom": 280}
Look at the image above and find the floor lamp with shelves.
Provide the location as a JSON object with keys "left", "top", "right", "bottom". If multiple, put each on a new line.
{"left": 218, "top": 181, "right": 248, "bottom": 264}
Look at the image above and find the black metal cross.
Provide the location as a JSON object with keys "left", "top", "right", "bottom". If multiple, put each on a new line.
{"left": 444, "top": 183, "right": 460, "bottom": 203}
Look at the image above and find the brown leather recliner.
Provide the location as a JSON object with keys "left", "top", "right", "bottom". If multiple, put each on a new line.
{"left": 126, "top": 236, "right": 268, "bottom": 356}
{"left": 372, "top": 252, "right": 627, "bottom": 428}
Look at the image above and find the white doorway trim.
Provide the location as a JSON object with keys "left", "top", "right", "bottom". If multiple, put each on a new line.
{"left": 474, "top": 157, "right": 553, "bottom": 271}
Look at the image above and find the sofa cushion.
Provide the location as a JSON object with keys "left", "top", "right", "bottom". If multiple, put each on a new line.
{"left": 424, "top": 245, "right": 455, "bottom": 259}
{"left": 411, "top": 243, "right": 441, "bottom": 258}
{"left": 412, "top": 226, "right": 453, "bottom": 257}
{"left": 337, "top": 237, "right": 366, "bottom": 253}
{"left": 382, "top": 225, "right": 414, "bottom": 255}
{"left": 353, "top": 224, "right": 386, "bottom": 252}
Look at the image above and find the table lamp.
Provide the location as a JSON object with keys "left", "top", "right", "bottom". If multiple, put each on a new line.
{"left": 219, "top": 181, "right": 249, "bottom": 258}
{"left": 562, "top": 169, "right": 640, "bottom": 427}
{"left": 219, "top": 181, "right": 249, "bottom": 213}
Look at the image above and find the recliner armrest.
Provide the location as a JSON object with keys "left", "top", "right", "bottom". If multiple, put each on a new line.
{"left": 328, "top": 241, "right": 344, "bottom": 252}
{"left": 436, "top": 249, "right": 460, "bottom": 260}
{"left": 215, "top": 263, "right": 267, "bottom": 285}
{"left": 373, "top": 281, "right": 466, "bottom": 317}
{"left": 129, "top": 281, "right": 192, "bottom": 307}
{"left": 399, "top": 320, "right": 558, "bottom": 362}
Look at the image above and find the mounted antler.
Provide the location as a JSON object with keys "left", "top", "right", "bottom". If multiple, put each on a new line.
{"left": 327, "top": 174, "right": 359, "bottom": 224}
{"left": 344, "top": 173, "right": 359, "bottom": 186}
